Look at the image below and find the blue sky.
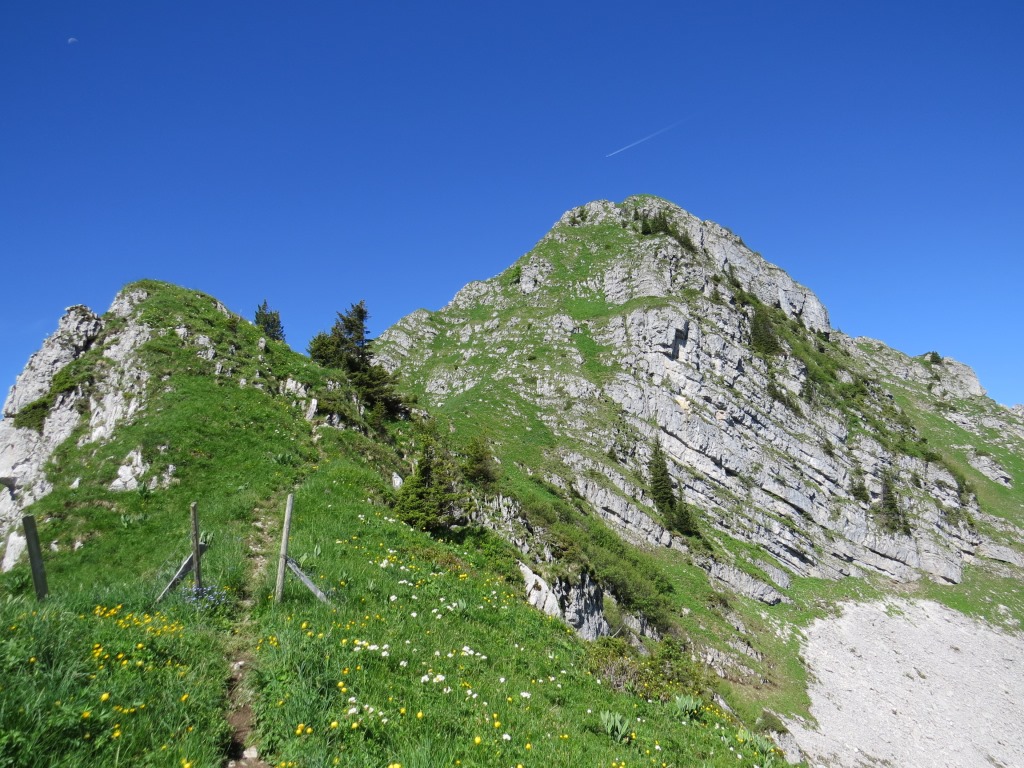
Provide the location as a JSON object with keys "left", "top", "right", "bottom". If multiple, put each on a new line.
{"left": 2, "top": 2, "right": 1022, "bottom": 406}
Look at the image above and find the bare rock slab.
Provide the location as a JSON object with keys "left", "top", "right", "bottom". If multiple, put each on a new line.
{"left": 787, "top": 599, "right": 1024, "bottom": 768}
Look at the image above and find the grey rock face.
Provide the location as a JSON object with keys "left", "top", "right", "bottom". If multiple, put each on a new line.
{"left": 0, "top": 287, "right": 155, "bottom": 540}
{"left": 378, "top": 195, "right": 1017, "bottom": 612}
{"left": 0, "top": 306, "right": 104, "bottom": 538}
{"left": 3, "top": 305, "right": 102, "bottom": 417}
{"left": 519, "top": 562, "right": 610, "bottom": 640}
{"left": 967, "top": 450, "right": 1013, "bottom": 488}
{"left": 701, "top": 559, "right": 789, "bottom": 605}
{"left": 1, "top": 530, "right": 27, "bottom": 572}
{"left": 109, "top": 448, "right": 149, "bottom": 492}
{"left": 82, "top": 291, "right": 152, "bottom": 445}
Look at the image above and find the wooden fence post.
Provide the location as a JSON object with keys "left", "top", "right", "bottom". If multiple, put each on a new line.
{"left": 156, "top": 544, "right": 209, "bottom": 603}
{"left": 190, "top": 502, "right": 202, "bottom": 590}
{"left": 286, "top": 557, "right": 330, "bottom": 604}
{"left": 274, "top": 493, "right": 294, "bottom": 603}
{"left": 22, "top": 515, "right": 48, "bottom": 601}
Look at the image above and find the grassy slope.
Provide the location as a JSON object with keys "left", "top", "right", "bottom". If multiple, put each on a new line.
{"left": 0, "top": 281, "right": 321, "bottom": 767}
{"left": 247, "top": 429, "right": 782, "bottom": 767}
{"left": 0, "top": 280, "right": 785, "bottom": 767}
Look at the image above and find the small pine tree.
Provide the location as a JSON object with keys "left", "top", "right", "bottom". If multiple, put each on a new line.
{"left": 876, "top": 470, "right": 910, "bottom": 535}
{"left": 648, "top": 441, "right": 676, "bottom": 520}
{"left": 750, "top": 304, "right": 782, "bottom": 358}
{"left": 254, "top": 300, "right": 285, "bottom": 342}
{"left": 395, "top": 426, "right": 466, "bottom": 532}
{"left": 849, "top": 469, "right": 870, "bottom": 503}
{"left": 667, "top": 499, "right": 699, "bottom": 537}
{"left": 463, "top": 435, "right": 499, "bottom": 491}
{"left": 309, "top": 301, "right": 406, "bottom": 419}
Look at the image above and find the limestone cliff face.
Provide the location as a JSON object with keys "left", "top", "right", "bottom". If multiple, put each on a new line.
{"left": 379, "top": 196, "right": 1023, "bottom": 605}
{"left": 0, "top": 291, "right": 152, "bottom": 548}
{"left": 1, "top": 305, "right": 103, "bottom": 541}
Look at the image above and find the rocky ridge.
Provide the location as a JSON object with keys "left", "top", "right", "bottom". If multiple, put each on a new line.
{"left": 0, "top": 202, "right": 1020, "bottom": 766}
{"left": 0, "top": 282, "right": 359, "bottom": 566}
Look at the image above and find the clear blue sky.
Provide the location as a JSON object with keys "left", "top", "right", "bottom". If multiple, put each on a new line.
{"left": 2, "top": 2, "right": 1022, "bottom": 406}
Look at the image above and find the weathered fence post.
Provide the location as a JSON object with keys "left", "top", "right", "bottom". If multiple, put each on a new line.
{"left": 22, "top": 515, "right": 48, "bottom": 601}
{"left": 286, "top": 557, "right": 330, "bottom": 604}
{"left": 190, "top": 502, "right": 202, "bottom": 590}
{"left": 156, "top": 543, "right": 209, "bottom": 603}
{"left": 274, "top": 493, "right": 294, "bottom": 603}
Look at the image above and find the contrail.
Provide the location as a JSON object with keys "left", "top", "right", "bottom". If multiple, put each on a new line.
{"left": 605, "top": 119, "right": 686, "bottom": 158}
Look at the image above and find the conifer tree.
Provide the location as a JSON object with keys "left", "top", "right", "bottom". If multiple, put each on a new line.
{"left": 308, "top": 300, "right": 405, "bottom": 419}
{"left": 254, "top": 300, "right": 285, "bottom": 342}
{"left": 649, "top": 440, "right": 699, "bottom": 536}
{"left": 463, "top": 435, "right": 499, "bottom": 491}
{"left": 395, "top": 424, "right": 466, "bottom": 532}
{"left": 876, "top": 470, "right": 909, "bottom": 535}
{"left": 648, "top": 441, "right": 676, "bottom": 519}
{"left": 669, "top": 498, "right": 699, "bottom": 538}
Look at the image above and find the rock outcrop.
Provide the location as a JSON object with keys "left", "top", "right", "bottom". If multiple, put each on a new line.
{"left": 3, "top": 305, "right": 102, "bottom": 416}
{"left": 0, "top": 290, "right": 152, "bottom": 543}
{"left": 519, "top": 562, "right": 610, "bottom": 640}
{"left": 1, "top": 306, "right": 103, "bottom": 542}
{"left": 379, "top": 195, "right": 1022, "bottom": 612}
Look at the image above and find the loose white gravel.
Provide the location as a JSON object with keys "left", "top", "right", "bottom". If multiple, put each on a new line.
{"left": 785, "top": 599, "right": 1024, "bottom": 768}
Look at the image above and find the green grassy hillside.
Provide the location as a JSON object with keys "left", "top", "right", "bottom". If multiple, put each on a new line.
{"left": 1, "top": 280, "right": 787, "bottom": 767}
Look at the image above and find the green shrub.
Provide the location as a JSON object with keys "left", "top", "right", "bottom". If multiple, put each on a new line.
{"left": 588, "top": 637, "right": 708, "bottom": 703}
{"left": 750, "top": 305, "right": 782, "bottom": 358}
{"left": 12, "top": 397, "right": 50, "bottom": 433}
{"left": 755, "top": 709, "right": 788, "bottom": 734}
{"left": 850, "top": 472, "right": 870, "bottom": 503}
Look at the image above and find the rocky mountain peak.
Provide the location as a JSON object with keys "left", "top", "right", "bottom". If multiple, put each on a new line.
{"left": 380, "top": 196, "right": 1021, "bottom": 603}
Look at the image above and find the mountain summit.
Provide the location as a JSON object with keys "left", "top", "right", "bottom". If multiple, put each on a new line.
{"left": 379, "top": 195, "right": 1020, "bottom": 591}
